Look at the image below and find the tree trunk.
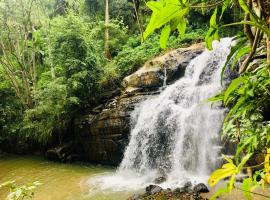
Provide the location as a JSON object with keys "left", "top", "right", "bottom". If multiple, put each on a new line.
{"left": 104, "top": 0, "right": 110, "bottom": 59}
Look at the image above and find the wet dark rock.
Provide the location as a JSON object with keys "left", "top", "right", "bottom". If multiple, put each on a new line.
{"left": 145, "top": 185, "right": 163, "bottom": 195}
{"left": 130, "top": 186, "right": 207, "bottom": 200}
{"left": 131, "top": 194, "right": 143, "bottom": 200}
{"left": 193, "top": 183, "right": 209, "bottom": 193}
{"left": 154, "top": 168, "right": 167, "bottom": 184}
{"left": 45, "top": 142, "right": 74, "bottom": 162}
{"left": 184, "top": 181, "right": 192, "bottom": 190}
{"left": 173, "top": 187, "right": 185, "bottom": 195}
{"left": 154, "top": 176, "right": 166, "bottom": 184}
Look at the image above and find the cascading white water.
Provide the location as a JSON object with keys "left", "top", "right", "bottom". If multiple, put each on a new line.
{"left": 88, "top": 39, "right": 233, "bottom": 193}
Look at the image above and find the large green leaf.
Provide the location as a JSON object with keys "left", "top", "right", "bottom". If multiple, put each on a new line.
{"left": 144, "top": 0, "right": 189, "bottom": 42}
{"left": 238, "top": 0, "right": 251, "bottom": 14}
{"left": 242, "top": 178, "right": 253, "bottom": 200}
{"left": 237, "top": 153, "right": 253, "bottom": 172}
{"left": 210, "top": 187, "right": 228, "bottom": 200}
{"left": 177, "top": 18, "right": 186, "bottom": 38}
{"left": 220, "top": 0, "right": 231, "bottom": 20}
{"left": 160, "top": 25, "right": 171, "bottom": 49}
{"left": 231, "top": 45, "right": 251, "bottom": 70}
{"left": 208, "top": 160, "right": 237, "bottom": 186}
{"left": 220, "top": 36, "right": 247, "bottom": 85}
{"left": 224, "top": 76, "right": 245, "bottom": 104}
{"left": 205, "top": 8, "right": 219, "bottom": 50}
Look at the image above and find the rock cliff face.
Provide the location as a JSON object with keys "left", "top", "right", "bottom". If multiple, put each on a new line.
{"left": 74, "top": 44, "right": 204, "bottom": 165}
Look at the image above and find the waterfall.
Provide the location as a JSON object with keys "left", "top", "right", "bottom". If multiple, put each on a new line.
{"left": 118, "top": 38, "right": 232, "bottom": 187}
{"left": 88, "top": 39, "right": 232, "bottom": 192}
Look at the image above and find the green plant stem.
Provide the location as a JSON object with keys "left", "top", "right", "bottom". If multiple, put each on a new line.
{"left": 190, "top": 0, "right": 225, "bottom": 9}
{"left": 235, "top": 186, "right": 270, "bottom": 198}
{"left": 221, "top": 21, "right": 270, "bottom": 37}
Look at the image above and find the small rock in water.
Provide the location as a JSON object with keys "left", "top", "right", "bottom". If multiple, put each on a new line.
{"left": 131, "top": 194, "right": 143, "bottom": 200}
{"left": 193, "top": 183, "right": 209, "bottom": 193}
{"left": 173, "top": 187, "right": 185, "bottom": 195}
{"left": 145, "top": 185, "right": 163, "bottom": 195}
{"left": 183, "top": 181, "right": 193, "bottom": 193}
{"left": 154, "top": 168, "right": 167, "bottom": 184}
{"left": 184, "top": 181, "right": 192, "bottom": 189}
{"left": 154, "top": 176, "right": 166, "bottom": 184}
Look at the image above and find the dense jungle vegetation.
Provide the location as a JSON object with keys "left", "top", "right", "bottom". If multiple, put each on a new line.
{"left": 1, "top": 0, "right": 270, "bottom": 199}
{"left": 0, "top": 0, "right": 214, "bottom": 148}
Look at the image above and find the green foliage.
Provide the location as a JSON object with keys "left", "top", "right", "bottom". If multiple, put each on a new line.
{"left": 50, "top": 14, "right": 102, "bottom": 106}
{"left": 113, "top": 29, "right": 206, "bottom": 78}
{"left": 84, "top": 0, "right": 136, "bottom": 29}
{"left": 205, "top": 8, "right": 219, "bottom": 50}
{"left": 208, "top": 154, "right": 252, "bottom": 199}
{"left": 21, "top": 79, "right": 69, "bottom": 144}
{"left": 0, "top": 74, "right": 22, "bottom": 138}
{"left": 88, "top": 19, "right": 128, "bottom": 58}
{"left": 0, "top": 180, "right": 41, "bottom": 200}
{"left": 143, "top": 0, "right": 189, "bottom": 48}
{"left": 0, "top": 0, "right": 223, "bottom": 150}
{"left": 160, "top": 25, "right": 171, "bottom": 49}
{"left": 113, "top": 34, "right": 161, "bottom": 77}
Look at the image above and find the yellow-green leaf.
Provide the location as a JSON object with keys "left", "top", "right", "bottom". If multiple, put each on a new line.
{"left": 242, "top": 178, "right": 253, "bottom": 200}
{"left": 205, "top": 8, "right": 219, "bottom": 50}
{"left": 177, "top": 18, "right": 186, "bottom": 38}
{"left": 208, "top": 162, "right": 237, "bottom": 186}
{"left": 224, "top": 76, "right": 245, "bottom": 105}
{"left": 210, "top": 187, "right": 228, "bottom": 200}
{"left": 160, "top": 25, "right": 171, "bottom": 49}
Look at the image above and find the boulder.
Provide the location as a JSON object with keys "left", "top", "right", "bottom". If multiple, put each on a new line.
{"left": 145, "top": 185, "right": 163, "bottom": 195}
{"left": 154, "top": 176, "right": 167, "bottom": 184}
{"left": 154, "top": 168, "right": 167, "bottom": 184}
{"left": 173, "top": 187, "right": 185, "bottom": 195}
{"left": 193, "top": 183, "right": 209, "bottom": 193}
{"left": 45, "top": 142, "right": 75, "bottom": 162}
{"left": 122, "top": 43, "right": 204, "bottom": 92}
{"left": 183, "top": 181, "right": 193, "bottom": 193}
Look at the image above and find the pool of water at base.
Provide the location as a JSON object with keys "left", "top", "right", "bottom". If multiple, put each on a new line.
{"left": 0, "top": 154, "right": 134, "bottom": 200}
{"left": 2, "top": 154, "right": 270, "bottom": 200}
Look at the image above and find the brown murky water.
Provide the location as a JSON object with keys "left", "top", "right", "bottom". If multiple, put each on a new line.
{"left": 0, "top": 154, "right": 132, "bottom": 200}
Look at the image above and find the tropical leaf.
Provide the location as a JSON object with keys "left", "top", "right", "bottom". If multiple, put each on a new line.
{"left": 231, "top": 45, "right": 251, "bottom": 70}
{"left": 210, "top": 187, "right": 228, "bottom": 200}
{"left": 220, "top": 36, "right": 247, "bottom": 85}
{"left": 238, "top": 0, "right": 251, "bottom": 13}
{"left": 144, "top": 0, "right": 188, "bottom": 40}
{"left": 235, "top": 137, "right": 256, "bottom": 163}
{"left": 220, "top": 0, "right": 231, "bottom": 20}
{"left": 208, "top": 159, "right": 237, "bottom": 186}
{"left": 160, "top": 25, "right": 171, "bottom": 49}
{"left": 237, "top": 153, "right": 253, "bottom": 172}
{"left": 177, "top": 17, "right": 186, "bottom": 38}
{"left": 228, "top": 173, "right": 236, "bottom": 192}
{"left": 242, "top": 178, "right": 253, "bottom": 200}
{"left": 224, "top": 76, "right": 245, "bottom": 105}
{"left": 205, "top": 8, "right": 219, "bottom": 50}
{"left": 143, "top": 0, "right": 189, "bottom": 47}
